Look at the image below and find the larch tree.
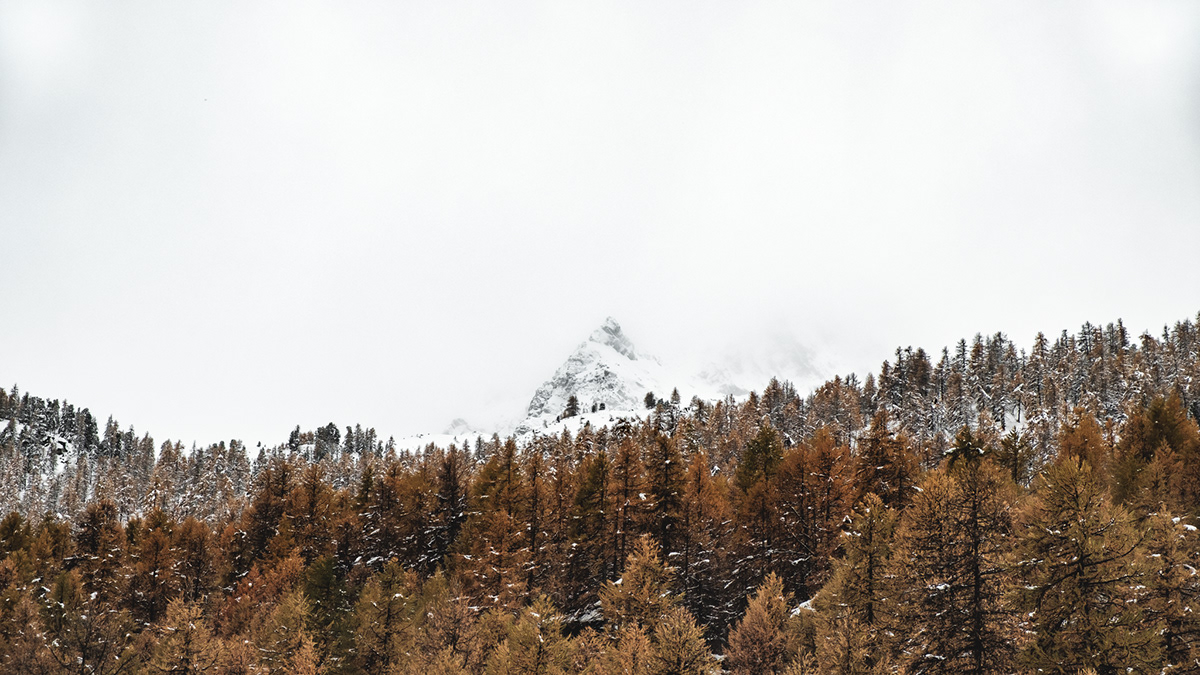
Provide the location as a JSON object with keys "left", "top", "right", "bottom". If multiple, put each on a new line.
{"left": 593, "top": 623, "right": 654, "bottom": 675}
{"left": 352, "top": 561, "right": 420, "bottom": 675}
{"left": 891, "top": 458, "right": 1016, "bottom": 675}
{"left": 1014, "top": 459, "right": 1159, "bottom": 674}
{"left": 486, "top": 595, "right": 573, "bottom": 675}
{"left": 73, "top": 498, "right": 129, "bottom": 606}
{"left": 773, "top": 438, "right": 831, "bottom": 600}
{"left": 814, "top": 493, "right": 897, "bottom": 672}
{"left": 676, "top": 449, "right": 734, "bottom": 635}
{"left": 733, "top": 466, "right": 777, "bottom": 607}
{"left": 412, "top": 573, "right": 492, "bottom": 674}
{"left": 566, "top": 448, "right": 614, "bottom": 618}
{"left": 457, "top": 437, "right": 529, "bottom": 612}
{"left": 806, "top": 427, "right": 853, "bottom": 593}
{"left": 127, "top": 508, "right": 179, "bottom": 626}
{"left": 147, "top": 598, "right": 223, "bottom": 674}
{"left": 611, "top": 439, "right": 646, "bottom": 571}
{"left": 524, "top": 443, "right": 551, "bottom": 593}
{"left": 1142, "top": 510, "right": 1200, "bottom": 672}
{"left": 216, "top": 552, "right": 305, "bottom": 641}
{"left": 725, "top": 573, "right": 804, "bottom": 675}
{"left": 239, "top": 456, "right": 294, "bottom": 567}
{"left": 733, "top": 417, "right": 787, "bottom": 606}
{"left": 287, "top": 463, "right": 336, "bottom": 564}
{"left": 854, "top": 411, "right": 916, "bottom": 510}
{"left": 42, "top": 570, "right": 140, "bottom": 675}
{"left": 1115, "top": 394, "right": 1200, "bottom": 511}
{"left": 650, "top": 606, "right": 713, "bottom": 675}
{"left": 1056, "top": 409, "right": 1110, "bottom": 481}
{"left": 253, "top": 588, "right": 318, "bottom": 674}
{"left": 0, "top": 593, "right": 53, "bottom": 675}
{"left": 601, "top": 535, "right": 680, "bottom": 635}
{"left": 172, "top": 516, "right": 215, "bottom": 604}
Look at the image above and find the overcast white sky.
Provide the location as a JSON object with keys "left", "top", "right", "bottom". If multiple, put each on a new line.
{"left": 2, "top": 1, "right": 1199, "bottom": 446}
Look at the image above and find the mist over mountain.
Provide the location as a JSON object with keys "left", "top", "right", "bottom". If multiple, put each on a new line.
{"left": 4, "top": 1, "right": 1200, "bottom": 669}
{"left": 484, "top": 317, "right": 825, "bottom": 441}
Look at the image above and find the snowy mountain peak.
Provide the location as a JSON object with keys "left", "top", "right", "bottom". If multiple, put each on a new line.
{"left": 523, "top": 318, "right": 666, "bottom": 422}
{"left": 590, "top": 316, "right": 638, "bottom": 361}
{"left": 407, "top": 318, "right": 829, "bottom": 447}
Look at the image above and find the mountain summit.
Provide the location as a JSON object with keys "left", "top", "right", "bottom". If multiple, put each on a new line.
{"left": 425, "top": 317, "right": 823, "bottom": 444}
{"left": 524, "top": 317, "right": 663, "bottom": 421}
{"left": 513, "top": 317, "right": 825, "bottom": 440}
{"left": 589, "top": 316, "right": 638, "bottom": 360}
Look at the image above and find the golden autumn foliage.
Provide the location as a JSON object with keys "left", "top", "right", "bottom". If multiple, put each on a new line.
{"left": 2, "top": 314, "right": 1200, "bottom": 673}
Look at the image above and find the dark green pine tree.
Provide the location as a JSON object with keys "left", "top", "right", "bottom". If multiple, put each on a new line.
{"left": 564, "top": 394, "right": 581, "bottom": 419}
{"left": 305, "top": 555, "right": 353, "bottom": 665}
{"left": 994, "top": 429, "right": 1033, "bottom": 486}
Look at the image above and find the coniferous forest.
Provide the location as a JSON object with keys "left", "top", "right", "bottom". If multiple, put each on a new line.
{"left": 3, "top": 313, "right": 1200, "bottom": 674}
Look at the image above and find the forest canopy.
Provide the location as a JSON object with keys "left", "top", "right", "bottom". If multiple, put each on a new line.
{"left": 1, "top": 312, "right": 1199, "bottom": 674}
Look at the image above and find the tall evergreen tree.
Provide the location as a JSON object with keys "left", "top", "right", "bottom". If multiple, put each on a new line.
{"left": 42, "top": 570, "right": 140, "bottom": 675}
{"left": 676, "top": 450, "right": 734, "bottom": 635}
{"left": 458, "top": 438, "right": 529, "bottom": 612}
{"left": 432, "top": 445, "right": 471, "bottom": 570}
{"left": 1142, "top": 510, "right": 1200, "bottom": 673}
{"left": 566, "top": 448, "right": 614, "bottom": 619}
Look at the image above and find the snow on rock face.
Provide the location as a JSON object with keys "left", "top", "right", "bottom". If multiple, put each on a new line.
{"left": 510, "top": 317, "right": 827, "bottom": 442}
{"left": 524, "top": 317, "right": 662, "bottom": 420}
{"left": 591, "top": 316, "right": 638, "bottom": 361}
